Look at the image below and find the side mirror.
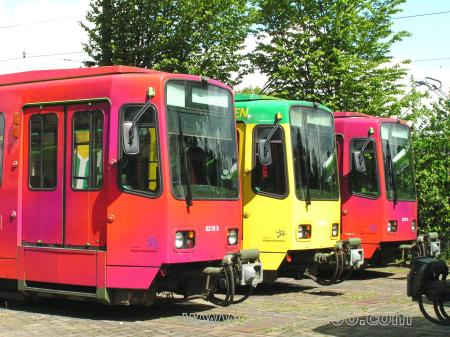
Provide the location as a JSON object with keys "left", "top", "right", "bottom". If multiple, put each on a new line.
{"left": 123, "top": 121, "right": 139, "bottom": 155}
{"left": 258, "top": 139, "right": 272, "bottom": 166}
{"left": 353, "top": 151, "right": 366, "bottom": 173}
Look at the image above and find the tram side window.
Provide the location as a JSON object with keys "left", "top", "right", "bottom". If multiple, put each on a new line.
{"left": 119, "top": 105, "right": 160, "bottom": 195}
{"left": 350, "top": 138, "right": 379, "bottom": 197}
{"left": 72, "top": 111, "right": 103, "bottom": 190}
{"left": 252, "top": 126, "right": 287, "bottom": 197}
{"left": 29, "top": 114, "right": 58, "bottom": 189}
{"left": 0, "top": 113, "right": 4, "bottom": 186}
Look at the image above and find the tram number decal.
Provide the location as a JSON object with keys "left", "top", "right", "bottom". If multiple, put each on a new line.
{"left": 205, "top": 225, "right": 220, "bottom": 232}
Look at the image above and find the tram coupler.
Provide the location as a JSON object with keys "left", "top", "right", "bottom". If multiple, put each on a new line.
{"left": 305, "top": 238, "right": 364, "bottom": 285}
{"left": 203, "top": 249, "right": 263, "bottom": 287}
{"left": 314, "top": 238, "right": 364, "bottom": 269}
{"left": 400, "top": 232, "right": 441, "bottom": 261}
{"left": 202, "top": 249, "right": 263, "bottom": 306}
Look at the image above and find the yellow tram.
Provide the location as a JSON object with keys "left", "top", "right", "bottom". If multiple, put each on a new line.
{"left": 235, "top": 94, "right": 363, "bottom": 284}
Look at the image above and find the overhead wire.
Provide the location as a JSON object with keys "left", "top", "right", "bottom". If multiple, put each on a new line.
{"left": 0, "top": 15, "right": 87, "bottom": 64}
{"left": 393, "top": 10, "right": 450, "bottom": 20}
{"left": 412, "top": 57, "right": 450, "bottom": 63}
{"left": 0, "top": 16, "right": 83, "bottom": 29}
{"left": 0, "top": 51, "right": 85, "bottom": 63}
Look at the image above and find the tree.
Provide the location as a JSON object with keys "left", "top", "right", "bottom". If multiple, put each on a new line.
{"left": 251, "top": 0, "right": 410, "bottom": 115}
{"left": 235, "top": 86, "right": 264, "bottom": 94}
{"left": 82, "top": 0, "right": 254, "bottom": 86}
{"left": 411, "top": 98, "right": 450, "bottom": 258}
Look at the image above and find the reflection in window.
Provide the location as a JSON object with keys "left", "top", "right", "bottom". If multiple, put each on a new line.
{"left": 350, "top": 139, "right": 379, "bottom": 197}
{"left": 0, "top": 114, "right": 4, "bottom": 186}
{"left": 120, "top": 105, "right": 160, "bottom": 195}
{"left": 381, "top": 123, "right": 416, "bottom": 201}
{"left": 72, "top": 111, "right": 103, "bottom": 190}
{"left": 252, "top": 126, "right": 287, "bottom": 196}
{"left": 290, "top": 107, "right": 339, "bottom": 200}
{"left": 29, "top": 114, "right": 58, "bottom": 189}
{"left": 167, "top": 81, "right": 238, "bottom": 200}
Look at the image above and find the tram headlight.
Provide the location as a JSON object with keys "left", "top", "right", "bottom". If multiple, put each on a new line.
{"left": 227, "top": 229, "right": 238, "bottom": 245}
{"left": 175, "top": 231, "right": 196, "bottom": 249}
{"left": 175, "top": 232, "right": 184, "bottom": 249}
{"left": 331, "top": 223, "right": 339, "bottom": 237}
{"left": 387, "top": 220, "right": 398, "bottom": 232}
{"left": 297, "top": 225, "right": 311, "bottom": 239}
{"left": 411, "top": 220, "right": 417, "bottom": 232}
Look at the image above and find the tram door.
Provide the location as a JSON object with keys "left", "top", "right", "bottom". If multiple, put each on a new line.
{"left": 0, "top": 111, "right": 17, "bottom": 258}
{"left": 335, "top": 135, "right": 344, "bottom": 185}
{"left": 236, "top": 122, "right": 245, "bottom": 177}
{"left": 23, "top": 103, "right": 108, "bottom": 248}
{"left": 22, "top": 106, "right": 65, "bottom": 245}
{"left": 64, "top": 104, "right": 108, "bottom": 248}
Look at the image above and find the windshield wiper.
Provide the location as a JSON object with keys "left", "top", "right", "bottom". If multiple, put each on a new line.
{"left": 178, "top": 112, "right": 193, "bottom": 207}
{"left": 297, "top": 131, "right": 312, "bottom": 205}
{"left": 386, "top": 140, "right": 397, "bottom": 205}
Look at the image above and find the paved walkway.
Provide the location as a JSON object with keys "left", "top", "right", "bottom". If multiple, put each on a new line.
{"left": 0, "top": 267, "right": 448, "bottom": 336}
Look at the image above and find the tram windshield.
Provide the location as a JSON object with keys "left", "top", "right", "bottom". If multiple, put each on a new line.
{"left": 166, "top": 80, "right": 239, "bottom": 200}
{"left": 290, "top": 107, "right": 339, "bottom": 201}
{"left": 381, "top": 123, "right": 416, "bottom": 201}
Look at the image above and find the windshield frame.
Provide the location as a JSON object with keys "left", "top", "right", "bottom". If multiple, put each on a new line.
{"left": 165, "top": 79, "right": 240, "bottom": 201}
{"left": 290, "top": 105, "right": 340, "bottom": 202}
{"left": 381, "top": 122, "right": 417, "bottom": 202}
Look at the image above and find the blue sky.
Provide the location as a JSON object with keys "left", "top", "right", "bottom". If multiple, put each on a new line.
{"left": 392, "top": 0, "right": 450, "bottom": 61}
{"left": 390, "top": 0, "right": 450, "bottom": 94}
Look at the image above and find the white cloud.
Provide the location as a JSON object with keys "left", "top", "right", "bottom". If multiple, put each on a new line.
{"left": 390, "top": 57, "right": 450, "bottom": 111}
{"left": 403, "top": 60, "right": 450, "bottom": 98}
{"left": 0, "top": 0, "right": 91, "bottom": 74}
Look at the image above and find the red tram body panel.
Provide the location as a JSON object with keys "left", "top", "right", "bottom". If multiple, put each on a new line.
{"left": 334, "top": 112, "right": 420, "bottom": 264}
{"left": 0, "top": 66, "right": 262, "bottom": 305}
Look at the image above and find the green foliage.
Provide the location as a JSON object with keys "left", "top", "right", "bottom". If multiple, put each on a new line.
{"left": 411, "top": 99, "right": 450, "bottom": 259}
{"left": 82, "top": 0, "right": 254, "bottom": 86}
{"left": 235, "top": 86, "right": 263, "bottom": 94}
{"left": 82, "top": 0, "right": 448, "bottom": 259}
{"left": 251, "top": 0, "right": 410, "bottom": 116}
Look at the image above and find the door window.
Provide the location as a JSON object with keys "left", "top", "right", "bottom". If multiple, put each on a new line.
{"left": 29, "top": 114, "right": 58, "bottom": 189}
{"left": 72, "top": 111, "right": 103, "bottom": 190}
{"left": 350, "top": 138, "right": 379, "bottom": 197}
{"left": 119, "top": 105, "right": 160, "bottom": 195}
{"left": 252, "top": 126, "right": 287, "bottom": 197}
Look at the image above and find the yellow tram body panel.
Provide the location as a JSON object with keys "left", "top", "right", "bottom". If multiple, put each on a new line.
{"left": 235, "top": 96, "right": 343, "bottom": 275}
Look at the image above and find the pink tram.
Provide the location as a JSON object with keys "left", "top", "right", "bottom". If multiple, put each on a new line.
{"left": 334, "top": 112, "right": 440, "bottom": 265}
{"left": 0, "top": 66, "right": 262, "bottom": 305}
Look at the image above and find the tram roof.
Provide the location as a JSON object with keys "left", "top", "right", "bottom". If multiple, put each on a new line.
{"left": 333, "top": 111, "right": 371, "bottom": 118}
{"left": 0, "top": 66, "right": 160, "bottom": 87}
{"left": 333, "top": 111, "right": 411, "bottom": 127}
{"left": 234, "top": 94, "right": 332, "bottom": 124}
